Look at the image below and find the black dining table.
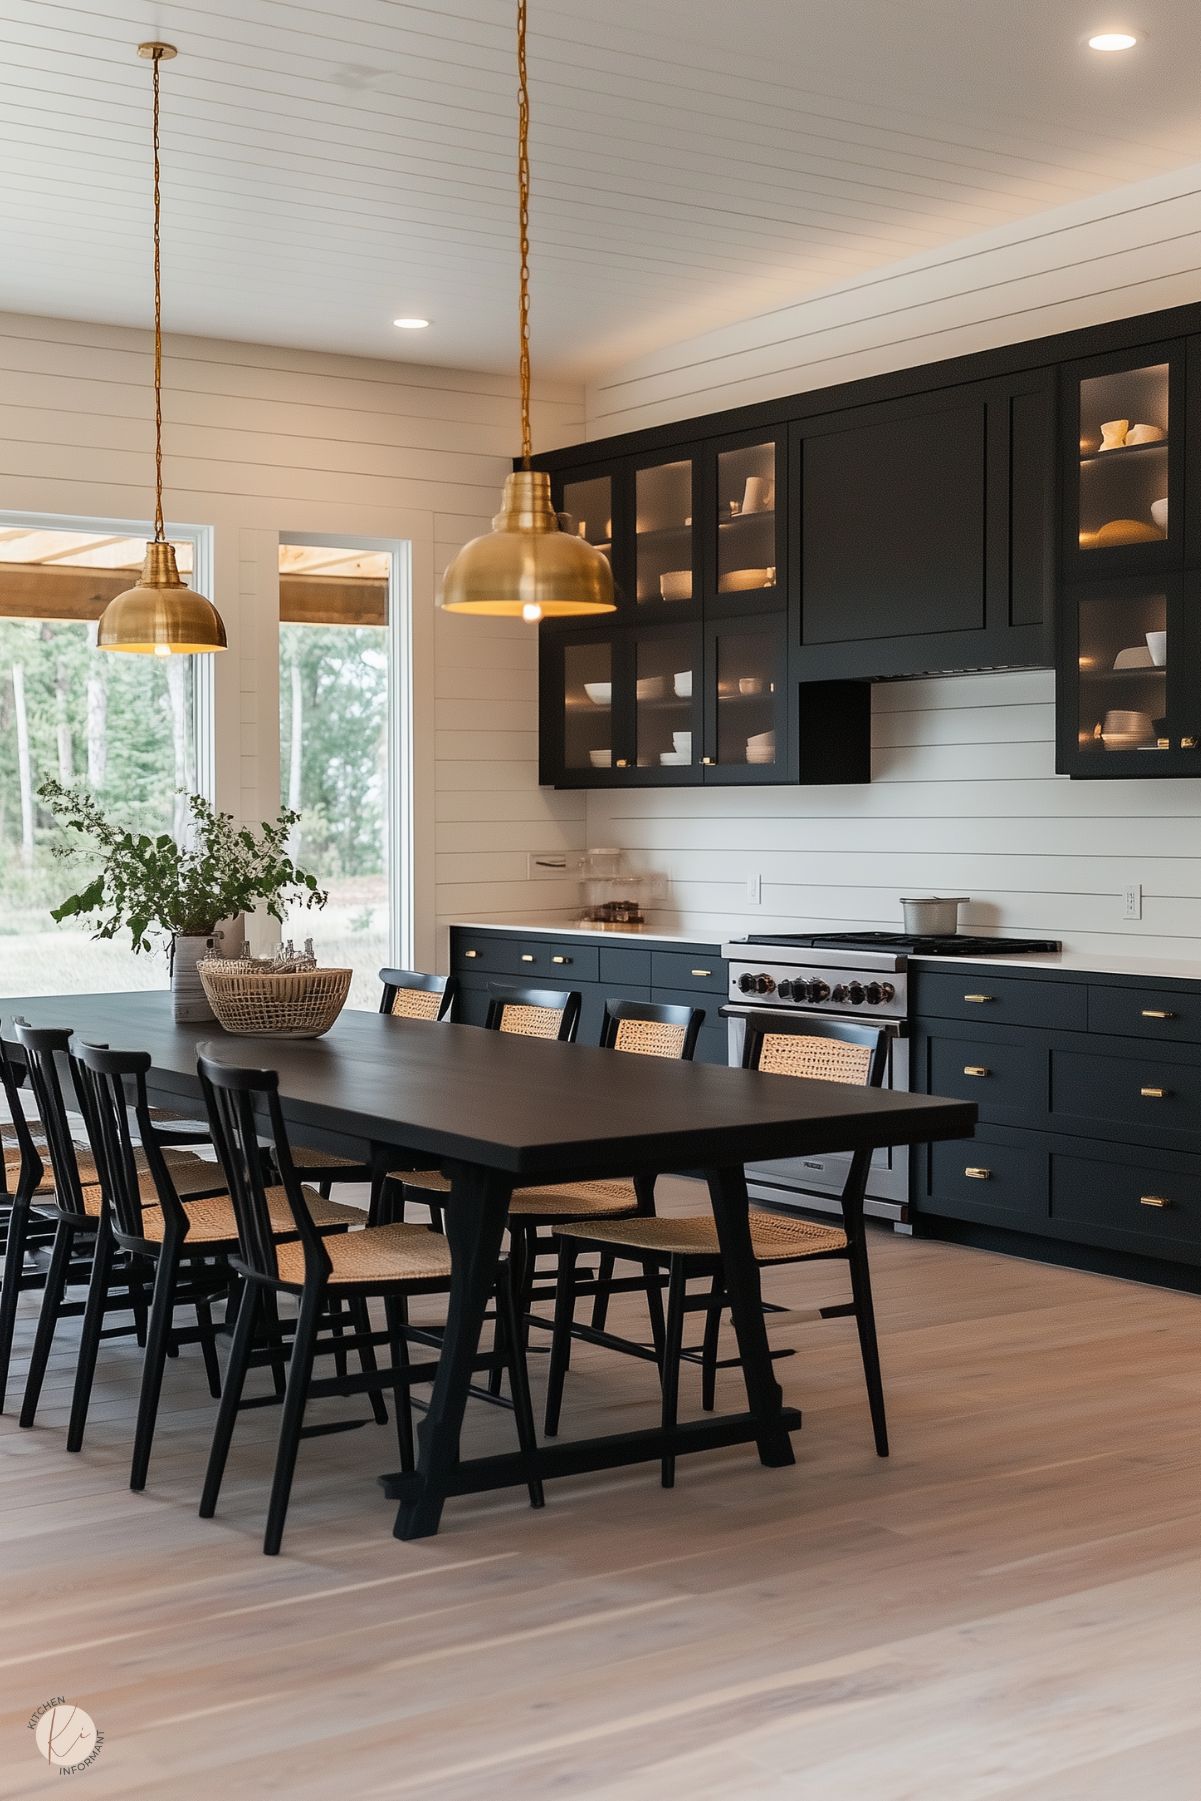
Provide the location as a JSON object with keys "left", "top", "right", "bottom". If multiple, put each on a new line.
{"left": 5, "top": 990, "right": 975, "bottom": 1537}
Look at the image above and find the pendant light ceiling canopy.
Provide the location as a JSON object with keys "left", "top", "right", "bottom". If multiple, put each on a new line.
{"left": 439, "top": 0, "right": 615, "bottom": 623}
{"left": 97, "top": 43, "right": 226, "bottom": 657}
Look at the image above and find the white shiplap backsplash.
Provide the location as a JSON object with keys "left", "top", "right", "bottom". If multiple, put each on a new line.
{"left": 587, "top": 670, "right": 1201, "bottom": 957}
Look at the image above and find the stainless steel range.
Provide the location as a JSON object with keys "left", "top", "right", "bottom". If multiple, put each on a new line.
{"left": 721, "top": 931, "right": 1060, "bottom": 1226}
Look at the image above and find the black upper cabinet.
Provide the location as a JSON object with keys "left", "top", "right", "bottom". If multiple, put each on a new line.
{"left": 1061, "top": 341, "right": 1182, "bottom": 580}
{"left": 792, "top": 372, "right": 1054, "bottom": 680}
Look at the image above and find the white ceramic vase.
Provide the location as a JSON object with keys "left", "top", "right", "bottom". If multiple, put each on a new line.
{"left": 171, "top": 930, "right": 222, "bottom": 1023}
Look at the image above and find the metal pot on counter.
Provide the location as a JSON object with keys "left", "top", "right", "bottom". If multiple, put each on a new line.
{"left": 900, "top": 896, "right": 969, "bottom": 935}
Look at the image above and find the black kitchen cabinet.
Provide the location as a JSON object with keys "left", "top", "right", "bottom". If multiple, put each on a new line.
{"left": 912, "top": 960, "right": 1201, "bottom": 1285}
{"left": 1056, "top": 571, "right": 1201, "bottom": 776}
{"left": 791, "top": 371, "right": 1054, "bottom": 680}
{"left": 449, "top": 927, "right": 729, "bottom": 1066}
{"left": 1060, "top": 340, "right": 1182, "bottom": 580}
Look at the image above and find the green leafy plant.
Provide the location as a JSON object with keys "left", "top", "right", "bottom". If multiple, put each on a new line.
{"left": 37, "top": 781, "right": 327, "bottom": 952}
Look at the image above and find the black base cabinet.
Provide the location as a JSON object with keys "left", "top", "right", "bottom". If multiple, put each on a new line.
{"left": 911, "top": 961, "right": 1201, "bottom": 1284}
{"left": 449, "top": 927, "right": 729, "bottom": 1065}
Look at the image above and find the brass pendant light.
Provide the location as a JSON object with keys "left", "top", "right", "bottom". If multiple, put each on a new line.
{"left": 439, "top": 0, "right": 615, "bottom": 622}
{"left": 98, "top": 43, "right": 226, "bottom": 656}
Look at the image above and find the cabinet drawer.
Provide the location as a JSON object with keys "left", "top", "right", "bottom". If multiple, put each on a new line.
{"left": 454, "top": 936, "right": 599, "bottom": 983}
{"left": 1050, "top": 1150, "right": 1201, "bottom": 1263}
{"left": 599, "top": 946, "right": 653, "bottom": 986}
{"left": 926, "top": 1030, "right": 1046, "bottom": 1128}
{"left": 1088, "top": 984, "right": 1201, "bottom": 1046}
{"left": 650, "top": 951, "right": 726, "bottom": 995}
{"left": 915, "top": 970, "right": 1085, "bottom": 1031}
{"left": 925, "top": 1133, "right": 1048, "bottom": 1228}
{"left": 1051, "top": 1047, "right": 1201, "bottom": 1150}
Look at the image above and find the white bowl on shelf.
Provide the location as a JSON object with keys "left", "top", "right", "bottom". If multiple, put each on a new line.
{"left": 588, "top": 748, "right": 613, "bottom": 768}
{"left": 659, "top": 570, "right": 692, "bottom": 602}
{"left": 672, "top": 731, "right": 692, "bottom": 754}
{"left": 1151, "top": 497, "right": 1169, "bottom": 533}
{"left": 584, "top": 681, "right": 612, "bottom": 706}
{"left": 1146, "top": 630, "right": 1167, "bottom": 666}
{"left": 659, "top": 751, "right": 689, "bottom": 765}
{"left": 1112, "top": 646, "right": 1154, "bottom": 669}
{"left": 673, "top": 670, "right": 692, "bottom": 698}
{"left": 747, "top": 730, "right": 776, "bottom": 749}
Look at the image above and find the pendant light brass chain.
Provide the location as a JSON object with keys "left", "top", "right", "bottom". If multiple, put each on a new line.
{"left": 517, "top": 0, "right": 532, "bottom": 468}
{"left": 151, "top": 47, "right": 165, "bottom": 542}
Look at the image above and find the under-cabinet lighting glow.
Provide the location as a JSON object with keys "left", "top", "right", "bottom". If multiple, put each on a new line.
{"left": 1088, "top": 31, "right": 1138, "bottom": 50}
{"left": 393, "top": 317, "right": 430, "bottom": 329}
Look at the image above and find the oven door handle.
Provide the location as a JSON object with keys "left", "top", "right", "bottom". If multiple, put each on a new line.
{"left": 720, "top": 1002, "right": 907, "bottom": 1039}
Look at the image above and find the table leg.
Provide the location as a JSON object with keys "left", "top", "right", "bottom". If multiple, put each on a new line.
{"left": 705, "top": 1164, "right": 795, "bottom": 1469}
{"left": 393, "top": 1161, "right": 512, "bottom": 1540}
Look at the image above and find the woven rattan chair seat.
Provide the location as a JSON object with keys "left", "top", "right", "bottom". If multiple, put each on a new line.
{"left": 4, "top": 1154, "right": 53, "bottom": 1197}
{"left": 400, "top": 1167, "right": 451, "bottom": 1194}
{"left": 508, "top": 1179, "right": 639, "bottom": 1220}
{"left": 273, "top": 1220, "right": 452, "bottom": 1288}
{"left": 135, "top": 1184, "right": 363, "bottom": 1246}
{"left": 29, "top": 1151, "right": 227, "bottom": 1217}
{"left": 553, "top": 1210, "right": 848, "bottom": 1263}
{"left": 289, "top": 1146, "right": 372, "bottom": 1173}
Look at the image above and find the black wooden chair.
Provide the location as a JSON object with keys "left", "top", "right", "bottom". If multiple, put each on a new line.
{"left": 0, "top": 1032, "right": 57, "bottom": 1411}
{"left": 286, "top": 970, "right": 459, "bottom": 1198}
{"left": 196, "top": 1050, "right": 543, "bottom": 1555}
{"left": 544, "top": 1014, "right": 891, "bottom": 1486}
{"left": 11, "top": 1020, "right": 236, "bottom": 1442}
{"left": 68, "top": 1037, "right": 370, "bottom": 1487}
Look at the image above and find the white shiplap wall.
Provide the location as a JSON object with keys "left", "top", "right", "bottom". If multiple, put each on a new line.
{"left": 0, "top": 310, "right": 584, "bottom": 967}
{"left": 584, "top": 180, "right": 1201, "bottom": 958}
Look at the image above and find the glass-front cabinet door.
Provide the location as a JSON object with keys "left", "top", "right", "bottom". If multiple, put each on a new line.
{"left": 560, "top": 472, "right": 614, "bottom": 564}
{"left": 541, "top": 631, "right": 626, "bottom": 786}
{"left": 631, "top": 624, "right": 702, "bottom": 784}
{"left": 1064, "top": 344, "right": 1182, "bottom": 577}
{"left": 711, "top": 434, "right": 783, "bottom": 612}
{"left": 634, "top": 454, "right": 697, "bottom": 616}
{"left": 702, "top": 614, "right": 788, "bottom": 783}
{"left": 1058, "top": 573, "right": 1201, "bottom": 776}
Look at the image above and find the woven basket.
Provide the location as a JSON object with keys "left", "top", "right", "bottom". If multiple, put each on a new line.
{"left": 198, "top": 965, "right": 352, "bottom": 1038}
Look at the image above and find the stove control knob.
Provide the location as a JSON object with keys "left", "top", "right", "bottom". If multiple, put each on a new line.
{"left": 806, "top": 979, "right": 831, "bottom": 1003}
{"left": 864, "top": 983, "right": 884, "bottom": 1006}
{"left": 880, "top": 982, "right": 896, "bottom": 1004}
{"left": 847, "top": 982, "right": 866, "bottom": 1005}
{"left": 755, "top": 973, "right": 776, "bottom": 995}
{"left": 777, "top": 979, "right": 794, "bottom": 1000}
{"left": 830, "top": 984, "right": 849, "bottom": 1004}
{"left": 738, "top": 972, "right": 757, "bottom": 994}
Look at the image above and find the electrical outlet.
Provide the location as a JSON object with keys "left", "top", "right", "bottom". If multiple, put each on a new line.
{"left": 1123, "top": 880, "right": 1142, "bottom": 921}
{"left": 747, "top": 872, "right": 762, "bottom": 905}
{"left": 527, "top": 853, "right": 568, "bottom": 880}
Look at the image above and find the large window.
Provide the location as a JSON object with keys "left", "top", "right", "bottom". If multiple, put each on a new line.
{"left": 0, "top": 520, "right": 210, "bottom": 997}
{"left": 278, "top": 540, "right": 404, "bottom": 1010}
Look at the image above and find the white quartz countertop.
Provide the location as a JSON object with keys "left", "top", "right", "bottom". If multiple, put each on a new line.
{"left": 911, "top": 948, "right": 1201, "bottom": 982}
{"left": 449, "top": 920, "right": 718, "bottom": 947}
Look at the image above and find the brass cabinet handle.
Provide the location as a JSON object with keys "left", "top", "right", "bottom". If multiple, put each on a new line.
{"left": 963, "top": 1065, "right": 990, "bottom": 1078}
{"left": 551, "top": 955, "right": 571, "bottom": 965}
{"left": 1182, "top": 736, "right": 1198, "bottom": 750}
{"left": 615, "top": 758, "right": 628, "bottom": 768}
{"left": 964, "top": 1167, "right": 991, "bottom": 1180}
{"left": 463, "top": 949, "right": 479, "bottom": 959}
{"left": 1140, "top": 1194, "right": 1172, "bottom": 1209}
{"left": 1142, "top": 1009, "right": 1175, "bottom": 1019}
{"left": 963, "top": 994, "right": 995, "bottom": 1004}
{"left": 701, "top": 757, "right": 715, "bottom": 766}
{"left": 1140, "top": 1086, "right": 1167, "bottom": 1098}
{"left": 691, "top": 968, "right": 712, "bottom": 978}
{"left": 520, "top": 954, "right": 536, "bottom": 963}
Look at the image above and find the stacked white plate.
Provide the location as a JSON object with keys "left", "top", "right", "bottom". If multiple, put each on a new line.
{"left": 588, "top": 748, "right": 613, "bottom": 767}
{"left": 584, "top": 681, "right": 612, "bottom": 705}
{"left": 746, "top": 729, "right": 775, "bottom": 765}
{"left": 1100, "top": 710, "right": 1153, "bottom": 750}
{"left": 673, "top": 671, "right": 692, "bottom": 698}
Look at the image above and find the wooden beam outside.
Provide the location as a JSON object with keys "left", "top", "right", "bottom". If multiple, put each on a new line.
{"left": 0, "top": 565, "right": 387, "bottom": 628}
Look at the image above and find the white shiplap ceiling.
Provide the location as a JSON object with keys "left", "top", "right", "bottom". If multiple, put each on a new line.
{"left": 2, "top": 0, "right": 1201, "bottom": 377}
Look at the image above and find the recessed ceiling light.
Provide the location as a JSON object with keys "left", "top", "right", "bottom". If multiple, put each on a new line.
{"left": 393, "top": 317, "right": 430, "bottom": 329}
{"left": 1088, "top": 30, "right": 1139, "bottom": 50}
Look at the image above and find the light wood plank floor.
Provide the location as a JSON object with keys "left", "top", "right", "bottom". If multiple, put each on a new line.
{"left": 2, "top": 1180, "right": 1200, "bottom": 1800}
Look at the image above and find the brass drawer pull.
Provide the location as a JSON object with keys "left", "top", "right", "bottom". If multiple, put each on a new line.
{"left": 520, "top": 954, "right": 535, "bottom": 963}
{"left": 701, "top": 756, "right": 715, "bottom": 766}
{"left": 691, "top": 968, "right": 712, "bottom": 978}
{"left": 615, "top": 758, "right": 628, "bottom": 768}
{"left": 963, "top": 1065, "right": 990, "bottom": 1078}
{"left": 1142, "top": 1009, "right": 1175, "bottom": 1020}
{"left": 551, "top": 954, "right": 571, "bottom": 966}
{"left": 1140, "top": 1086, "right": 1167, "bottom": 1099}
{"left": 964, "top": 994, "right": 995, "bottom": 1004}
{"left": 1140, "top": 1194, "right": 1172, "bottom": 1209}
{"left": 964, "top": 1167, "right": 991, "bottom": 1180}
{"left": 463, "top": 949, "right": 479, "bottom": 959}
